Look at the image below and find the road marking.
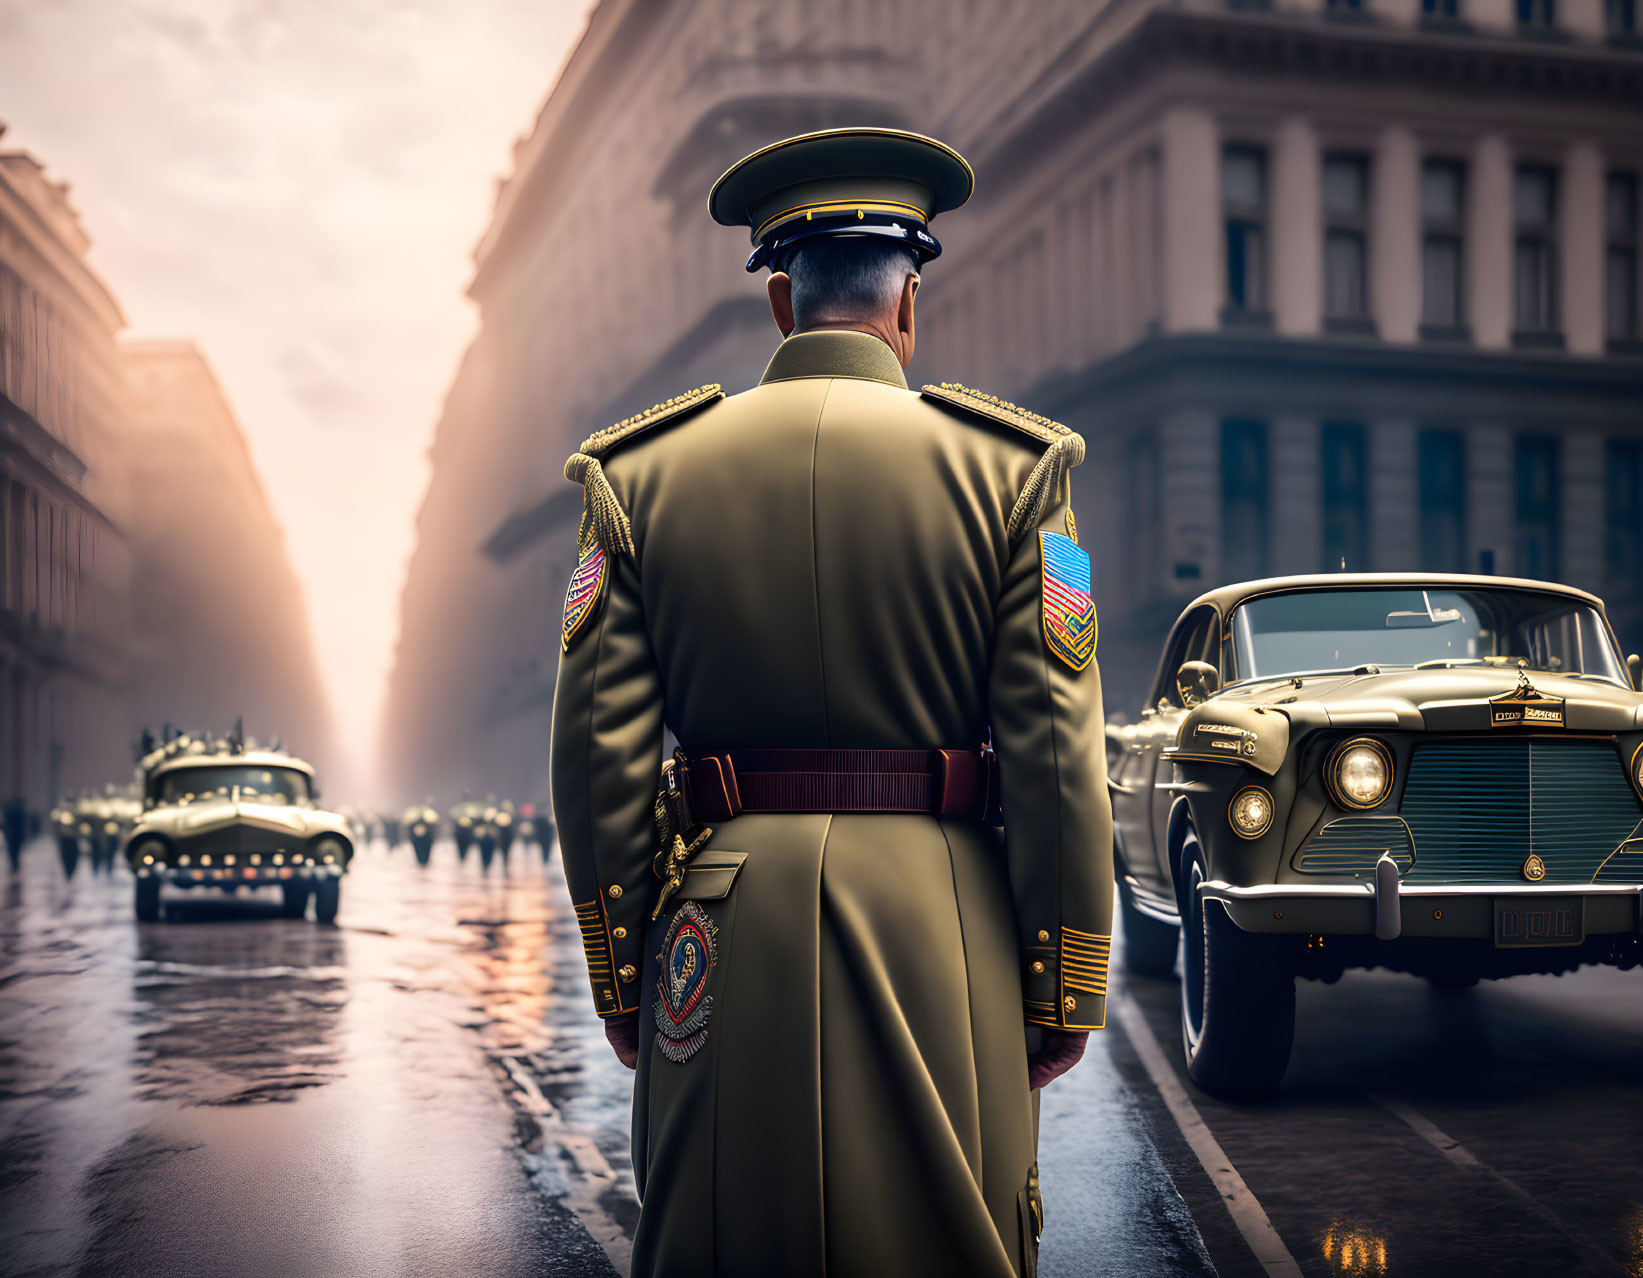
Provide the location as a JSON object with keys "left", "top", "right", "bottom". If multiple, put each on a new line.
{"left": 1114, "top": 995, "right": 1304, "bottom": 1278}
{"left": 502, "top": 1054, "right": 633, "bottom": 1275}
{"left": 1372, "top": 1095, "right": 1630, "bottom": 1278}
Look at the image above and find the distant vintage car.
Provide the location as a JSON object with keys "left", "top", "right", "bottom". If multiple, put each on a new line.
{"left": 451, "top": 799, "right": 480, "bottom": 860}
{"left": 1108, "top": 573, "right": 1643, "bottom": 1097}
{"left": 403, "top": 802, "right": 439, "bottom": 865}
{"left": 125, "top": 740, "right": 354, "bottom": 923}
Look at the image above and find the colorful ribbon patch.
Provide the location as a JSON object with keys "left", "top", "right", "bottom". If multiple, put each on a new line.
{"left": 653, "top": 901, "right": 718, "bottom": 1064}
{"left": 561, "top": 535, "right": 607, "bottom": 651}
{"left": 1039, "top": 530, "right": 1095, "bottom": 671}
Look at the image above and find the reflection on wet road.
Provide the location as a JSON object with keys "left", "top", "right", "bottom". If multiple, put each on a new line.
{"left": 4, "top": 840, "right": 1640, "bottom": 1277}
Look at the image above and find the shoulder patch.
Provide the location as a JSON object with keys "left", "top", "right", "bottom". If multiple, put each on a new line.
{"left": 561, "top": 516, "right": 608, "bottom": 651}
{"left": 920, "top": 382, "right": 1070, "bottom": 445}
{"left": 1039, "top": 530, "right": 1096, "bottom": 671}
{"left": 580, "top": 384, "right": 724, "bottom": 458}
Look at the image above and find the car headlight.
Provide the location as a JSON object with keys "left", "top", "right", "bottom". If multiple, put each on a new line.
{"left": 412, "top": 823, "right": 426, "bottom": 836}
{"left": 1227, "top": 786, "right": 1275, "bottom": 839}
{"left": 1329, "top": 738, "right": 1393, "bottom": 809}
{"left": 497, "top": 814, "right": 511, "bottom": 827}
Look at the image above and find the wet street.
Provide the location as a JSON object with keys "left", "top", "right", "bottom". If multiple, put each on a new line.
{"left": 3, "top": 840, "right": 1640, "bottom": 1278}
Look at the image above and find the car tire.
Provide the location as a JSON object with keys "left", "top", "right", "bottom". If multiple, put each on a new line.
{"left": 134, "top": 877, "right": 161, "bottom": 922}
{"left": 479, "top": 845, "right": 495, "bottom": 872}
{"left": 1120, "top": 876, "right": 1180, "bottom": 980}
{"left": 281, "top": 882, "right": 311, "bottom": 919}
{"left": 413, "top": 841, "right": 432, "bottom": 866}
{"left": 313, "top": 877, "right": 341, "bottom": 924}
{"left": 1177, "top": 824, "right": 1295, "bottom": 1098}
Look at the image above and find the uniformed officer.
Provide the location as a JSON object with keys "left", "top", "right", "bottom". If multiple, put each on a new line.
{"left": 551, "top": 127, "right": 1112, "bottom": 1278}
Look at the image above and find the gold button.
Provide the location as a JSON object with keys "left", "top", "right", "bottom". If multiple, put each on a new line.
{"left": 612, "top": 926, "right": 627, "bottom": 939}
{"left": 1031, "top": 961, "right": 1045, "bottom": 974}
{"left": 618, "top": 965, "right": 637, "bottom": 983}
{"left": 607, "top": 884, "right": 622, "bottom": 899}
{"left": 1037, "top": 930, "right": 1050, "bottom": 942}
{"left": 1063, "top": 996, "right": 1077, "bottom": 1012}
{"left": 1433, "top": 909, "right": 1443, "bottom": 920}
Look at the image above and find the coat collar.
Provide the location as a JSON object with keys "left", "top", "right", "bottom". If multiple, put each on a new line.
{"left": 758, "top": 329, "right": 908, "bottom": 388}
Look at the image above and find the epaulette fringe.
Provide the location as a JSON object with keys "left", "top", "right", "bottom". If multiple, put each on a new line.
{"left": 920, "top": 382, "right": 1072, "bottom": 445}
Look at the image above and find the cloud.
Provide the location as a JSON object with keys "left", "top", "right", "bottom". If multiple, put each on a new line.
{"left": 0, "top": 0, "right": 595, "bottom": 791}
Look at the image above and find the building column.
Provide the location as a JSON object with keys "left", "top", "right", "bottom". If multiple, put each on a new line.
{"left": 1271, "top": 417, "right": 1321, "bottom": 574}
{"left": 1469, "top": 134, "right": 1513, "bottom": 350}
{"left": 1272, "top": 116, "right": 1322, "bottom": 337}
{"left": 1161, "top": 108, "right": 1220, "bottom": 333}
{"left": 1159, "top": 409, "right": 1219, "bottom": 594}
{"left": 1374, "top": 126, "right": 1420, "bottom": 344}
{"left": 1561, "top": 140, "right": 1605, "bottom": 357}
{"left": 1562, "top": 0, "right": 1605, "bottom": 38}
{"left": 1469, "top": 422, "right": 1513, "bottom": 574}
{"left": 1372, "top": 419, "right": 1418, "bottom": 570}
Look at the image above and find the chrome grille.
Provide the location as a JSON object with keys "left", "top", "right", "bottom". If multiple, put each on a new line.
{"left": 1398, "top": 738, "right": 1641, "bottom": 884}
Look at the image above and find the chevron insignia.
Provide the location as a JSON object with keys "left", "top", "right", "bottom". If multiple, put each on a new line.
{"left": 562, "top": 533, "right": 607, "bottom": 651}
{"left": 1039, "top": 530, "right": 1095, "bottom": 671}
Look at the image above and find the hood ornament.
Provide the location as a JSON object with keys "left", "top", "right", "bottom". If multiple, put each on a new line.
{"left": 1490, "top": 667, "right": 1564, "bottom": 729}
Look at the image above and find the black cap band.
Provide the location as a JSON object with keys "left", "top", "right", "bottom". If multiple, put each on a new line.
{"left": 746, "top": 211, "right": 942, "bottom": 274}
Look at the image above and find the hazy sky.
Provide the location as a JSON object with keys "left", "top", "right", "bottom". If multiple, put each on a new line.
{"left": 0, "top": 0, "right": 594, "bottom": 792}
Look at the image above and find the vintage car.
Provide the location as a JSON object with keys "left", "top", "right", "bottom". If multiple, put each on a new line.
{"left": 402, "top": 802, "right": 439, "bottom": 864}
{"left": 451, "top": 798, "right": 480, "bottom": 860}
{"left": 125, "top": 734, "right": 354, "bottom": 922}
{"left": 1108, "top": 573, "right": 1643, "bottom": 1097}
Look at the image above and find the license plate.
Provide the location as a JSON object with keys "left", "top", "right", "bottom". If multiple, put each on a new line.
{"left": 1494, "top": 896, "right": 1585, "bottom": 947}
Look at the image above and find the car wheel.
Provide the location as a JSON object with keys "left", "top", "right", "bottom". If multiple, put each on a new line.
{"left": 413, "top": 841, "right": 432, "bottom": 866}
{"left": 1119, "top": 876, "right": 1179, "bottom": 980}
{"left": 313, "top": 877, "right": 341, "bottom": 924}
{"left": 1177, "top": 824, "right": 1295, "bottom": 1098}
{"left": 281, "top": 882, "right": 311, "bottom": 919}
{"left": 135, "top": 877, "right": 161, "bottom": 921}
{"left": 479, "top": 845, "right": 494, "bottom": 872}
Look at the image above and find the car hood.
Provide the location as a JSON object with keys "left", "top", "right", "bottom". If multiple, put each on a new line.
{"left": 135, "top": 801, "right": 345, "bottom": 840}
{"left": 1217, "top": 666, "right": 1643, "bottom": 733}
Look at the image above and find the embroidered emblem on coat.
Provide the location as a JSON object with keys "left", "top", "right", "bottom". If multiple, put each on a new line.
{"left": 561, "top": 533, "right": 607, "bottom": 651}
{"left": 1039, "top": 530, "right": 1096, "bottom": 671}
{"left": 1065, "top": 508, "right": 1079, "bottom": 544}
{"left": 654, "top": 901, "right": 719, "bottom": 1063}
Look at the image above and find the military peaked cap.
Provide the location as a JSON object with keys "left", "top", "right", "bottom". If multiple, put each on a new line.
{"left": 709, "top": 127, "right": 974, "bottom": 273}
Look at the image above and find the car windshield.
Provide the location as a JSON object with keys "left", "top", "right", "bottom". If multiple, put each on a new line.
{"left": 155, "top": 765, "right": 310, "bottom": 806}
{"left": 1229, "top": 587, "right": 1627, "bottom": 684}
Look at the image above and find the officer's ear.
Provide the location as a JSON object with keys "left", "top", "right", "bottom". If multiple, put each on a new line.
{"left": 767, "top": 272, "right": 796, "bottom": 337}
{"left": 894, "top": 271, "right": 919, "bottom": 368}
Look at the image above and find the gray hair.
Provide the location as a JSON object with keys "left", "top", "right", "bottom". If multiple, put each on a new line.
{"left": 787, "top": 237, "right": 919, "bottom": 330}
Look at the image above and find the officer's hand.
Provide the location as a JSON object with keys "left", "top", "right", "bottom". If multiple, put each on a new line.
{"left": 1027, "top": 1028, "right": 1087, "bottom": 1089}
{"left": 605, "top": 1011, "right": 641, "bottom": 1069}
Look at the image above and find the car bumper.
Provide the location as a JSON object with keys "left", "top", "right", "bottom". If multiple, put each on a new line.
{"left": 1203, "top": 879, "right": 1643, "bottom": 941}
{"left": 135, "top": 865, "right": 346, "bottom": 886}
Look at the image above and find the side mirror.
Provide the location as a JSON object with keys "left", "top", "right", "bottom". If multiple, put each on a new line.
{"left": 1628, "top": 653, "right": 1640, "bottom": 692}
{"left": 1176, "top": 660, "right": 1221, "bottom": 707}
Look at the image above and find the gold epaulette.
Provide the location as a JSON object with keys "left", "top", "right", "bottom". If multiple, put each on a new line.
{"left": 565, "top": 384, "right": 724, "bottom": 557}
{"left": 920, "top": 382, "right": 1071, "bottom": 445}
{"left": 580, "top": 384, "right": 724, "bottom": 457}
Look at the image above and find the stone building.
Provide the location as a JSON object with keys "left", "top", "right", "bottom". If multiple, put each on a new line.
{"left": 0, "top": 143, "right": 132, "bottom": 833}
{"left": 383, "top": 0, "right": 1643, "bottom": 800}
{"left": 122, "top": 342, "right": 335, "bottom": 772}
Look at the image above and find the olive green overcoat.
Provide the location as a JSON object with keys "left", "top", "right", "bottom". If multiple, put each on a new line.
{"left": 551, "top": 330, "right": 1112, "bottom": 1277}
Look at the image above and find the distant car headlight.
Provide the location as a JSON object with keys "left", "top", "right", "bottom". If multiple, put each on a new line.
{"left": 411, "top": 823, "right": 426, "bottom": 836}
{"left": 1329, "top": 739, "right": 1393, "bottom": 809}
{"left": 458, "top": 817, "right": 472, "bottom": 827}
{"left": 496, "top": 814, "right": 512, "bottom": 827}
{"left": 1227, "top": 786, "right": 1275, "bottom": 839}
{"left": 312, "top": 836, "right": 346, "bottom": 865}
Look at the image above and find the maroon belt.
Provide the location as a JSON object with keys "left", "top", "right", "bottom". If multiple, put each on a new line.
{"left": 672, "top": 747, "right": 1000, "bottom": 825}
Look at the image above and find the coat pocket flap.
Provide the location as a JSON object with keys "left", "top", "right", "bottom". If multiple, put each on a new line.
{"left": 675, "top": 850, "right": 747, "bottom": 901}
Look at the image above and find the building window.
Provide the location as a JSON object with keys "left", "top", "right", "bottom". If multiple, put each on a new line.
{"left": 1222, "top": 146, "right": 1269, "bottom": 321}
{"left": 1516, "top": 0, "right": 1556, "bottom": 26}
{"left": 1421, "top": 160, "right": 1467, "bottom": 334}
{"left": 1221, "top": 419, "right": 1270, "bottom": 582}
{"left": 1326, "top": 0, "right": 1365, "bottom": 12}
{"left": 1513, "top": 165, "right": 1560, "bottom": 343}
{"left": 1422, "top": 0, "right": 1461, "bottom": 17}
{"left": 1418, "top": 430, "right": 1468, "bottom": 572}
{"left": 1606, "top": 441, "right": 1643, "bottom": 581}
{"left": 1605, "top": 0, "right": 1635, "bottom": 31}
{"left": 1323, "top": 154, "right": 1372, "bottom": 329}
{"left": 1514, "top": 435, "right": 1561, "bottom": 580}
{"left": 1322, "top": 423, "right": 1370, "bottom": 572}
{"left": 1607, "top": 172, "right": 1639, "bottom": 343}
